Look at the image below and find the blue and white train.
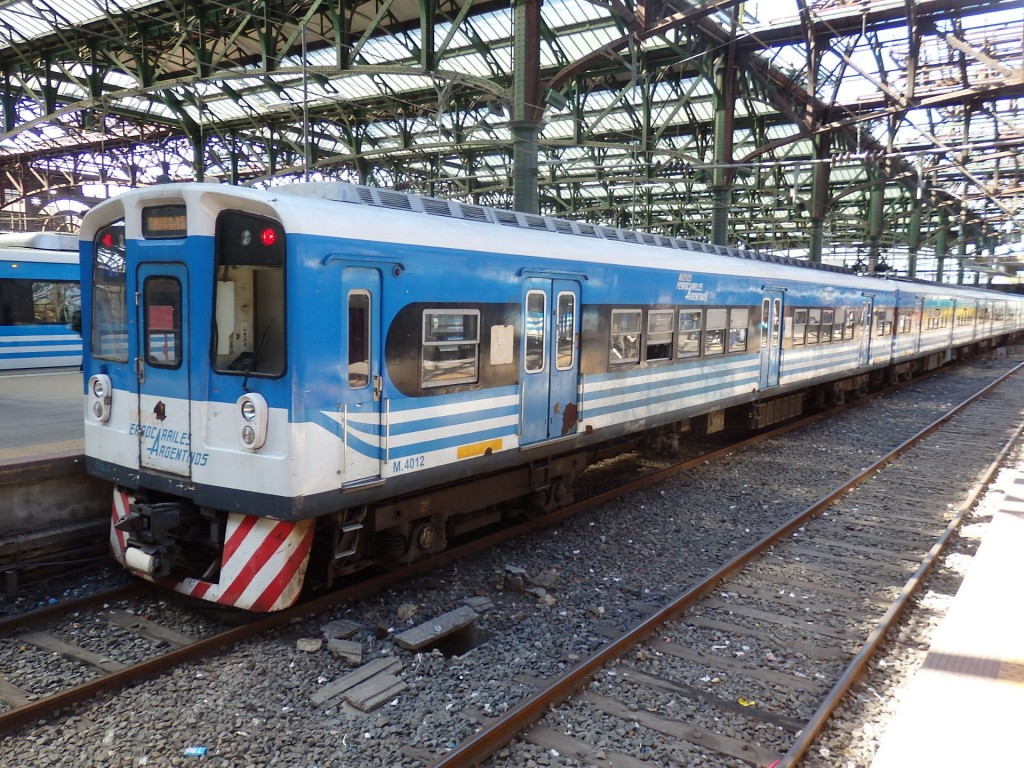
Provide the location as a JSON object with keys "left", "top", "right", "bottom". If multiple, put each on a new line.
{"left": 79, "top": 182, "right": 1024, "bottom": 611}
{"left": 0, "top": 232, "right": 82, "bottom": 370}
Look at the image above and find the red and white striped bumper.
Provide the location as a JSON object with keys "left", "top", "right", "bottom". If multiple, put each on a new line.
{"left": 110, "top": 489, "right": 314, "bottom": 612}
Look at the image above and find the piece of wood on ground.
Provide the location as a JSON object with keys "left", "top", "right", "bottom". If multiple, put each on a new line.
{"left": 327, "top": 638, "right": 363, "bottom": 664}
{"left": 393, "top": 605, "right": 477, "bottom": 651}
{"left": 311, "top": 657, "right": 402, "bottom": 705}
{"left": 345, "top": 672, "right": 407, "bottom": 711}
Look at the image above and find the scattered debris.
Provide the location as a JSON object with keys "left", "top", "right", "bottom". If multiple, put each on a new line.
{"left": 296, "top": 638, "right": 322, "bottom": 653}
{"left": 397, "top": 603, "right": 419, "bottom": 621}
{"left": 322, "top": 619, "right": 360, "bottom": 641}
{"left": 328, "top": 638, "right": 363, "bottom": 664}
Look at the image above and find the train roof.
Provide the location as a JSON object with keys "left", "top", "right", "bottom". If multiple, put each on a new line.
{"left": 78, "top": 182, "right": 1024, "bottom": 303}
{"left": 0, "top": 231, "right": 78, "bottom": 266}
{"left": 277, "top": 181, "right": 854, "bottom": 277}
{"left": 0, "top": 231, "right": 77, "bottom": 252}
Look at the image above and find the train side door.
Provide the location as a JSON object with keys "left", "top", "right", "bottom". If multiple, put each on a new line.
{"left": 136, "top": 262, "right": 191, "bottom": 477}
{"left": 520, "top": 278, "right": 580, "bottom": 445}
{"left": 758, "top": 291, "right": 784, "bottom": 389}
{"left": 858, "top": 297, "right": 873, "bottom": 366}
{"left": 340, "top": 267, "right": 383, "bottom": 486}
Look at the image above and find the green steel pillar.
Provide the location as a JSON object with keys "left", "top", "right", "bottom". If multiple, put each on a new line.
{"left": 957, "top": 238, "right": 967, "bottom": 285}
{"left": 867, "top": 177, "right": 883, "bottom": 272}
{"left": 935, "top": 209, "right": 948, "bottom": 283}
{"left": 190, "top": 128, "right": 205, "bottom": 182}
{"left": 710, "top": 51, "right": 735, "bottom": 246}
{"left": 512, "top": 0, "right": 542, "bottom": 214}
{"left": 808, "top": 137, "right": 832, "bottom": 264}
{"left": 907, "top": 194, "right": 921, "bottom": 279}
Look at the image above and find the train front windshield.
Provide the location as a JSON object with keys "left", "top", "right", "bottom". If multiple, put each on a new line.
{"left": 213, "top": 211, "right": 286, "bottom": 377}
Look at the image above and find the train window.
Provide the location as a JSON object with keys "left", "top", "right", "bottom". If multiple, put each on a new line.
{"left": 677, "top": 310, "right": 702, "bottom": 359}
{"left": 610, "top": 309, "right": 641, "bottom": 364}
{"left": 760, "top": 300, "right": 769, "bottom": 348}
{"left": 806, "top": 309, "right": 821, "bottom": 344}
{"left": 0, "top": 280, "right": 79, "bottom": 326}
{"left": 143, "top": 277, "right": 181, "bottom": 368}
{"left": 704, "top": 308, "right": 726, "bottom": 356}
{"left": 524, "top": 291, "right": 546, "bottom": 373}
{"left": 844, "top": 309, "right": 857, "bottom": 340}
{"left": 422, "top": 309, "right": 480, "bottom": 387}
{"left": 728, "top": 308, "right": 749, "bottom": 352}
{"left": 214, "top": 211, "right": 286, "bottom": 377}
{"left": 91, "top": 220, "right": 128, "bottom": 362}
{"left": 772, "top": 299, "right": 781, "bottom": 346}
{"left": 348, "top": 291, "right": 370, "bottom": 388}
{"left": 555, "top": 292, "right": 575, "bottom": 371}
{"left": 897, "top": 311, "right": 913, "bottom": 334}
{"left": 646, "top": 310, "right": 674, "bottom": 362}
{"left": 792, "top": 309, "right": 807, "bottom": 346}
{"left": 874, "top": 308, "right": 893, "bottom": 336}
{"left": 821, "top": 309, "right": 834, "bottom": 342}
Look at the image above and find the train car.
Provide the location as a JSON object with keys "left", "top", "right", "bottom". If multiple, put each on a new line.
{"left": 0, "top": 232, "right": 82, "bottom": 370}
{"left": 79, "top": 182, "right": 1024, "bottom": 611}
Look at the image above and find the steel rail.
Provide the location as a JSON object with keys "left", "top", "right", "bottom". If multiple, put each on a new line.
{"left": 427, "top": 360, "right": 1024, "bottom": 768}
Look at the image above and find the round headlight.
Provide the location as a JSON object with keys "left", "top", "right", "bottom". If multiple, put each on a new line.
{"left": 93, "top": 401, "right": 104, "bottom": 418}
{"left": 240, "top": 399, "right": 257, "bottom": 422}
{"left": 241, "top": 425, "right": 256, "bottom": 445}
{"left": 92, "top": 378, "right": 106, "bottom": 398}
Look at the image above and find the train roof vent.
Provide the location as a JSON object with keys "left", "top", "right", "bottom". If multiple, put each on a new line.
{"left": 640, "top": 233, "right": 657, "bottom": 245}
{"left": 458, "top": 204, "right": 488, "bottom": 222}
{"left": 357, "top": 187, "right": 375, "bottom": 205}
{"left": 494, "top": 210, "right": 520, "bottom": 227}
{"left": 376, "top": 190, "right": 414, "bottom": 211}
{"left": 599, "top": 227, "right": 621, "bottom": 240}
{"left": 523, "top": 214, "right": 550, "bottom": 231}
{"left": 421, "top": 197, "right": 454, "bottom": 217}
{"left": 553, "top": 219, "right": 574, "bottom": 235}
{"left": 658, "top": 237, "right": 677, "bottom": 249}
{"left": 575, "top": 223, "right": 599, "bottom": 237}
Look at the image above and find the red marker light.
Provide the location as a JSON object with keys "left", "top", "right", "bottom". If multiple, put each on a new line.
{"left": 260, "top": 227, "right": 277, "bottom": 247}
{"left": 101, "top": 231, "right": 114, "bottom": 248}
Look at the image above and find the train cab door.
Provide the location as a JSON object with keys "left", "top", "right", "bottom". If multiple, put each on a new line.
{"left": 340, "top": 267, "right": 383, "bottom": 487}
{"left": 758, "top": 290, "right": 784, "bottom": 390}
{"left": 136, "top": 262, "right": 191, "bottom": 477}
{"left": 858, "top": 297, "right": 874, "bottom": 366}
{"left": 520, "top": 277, "right": 581, "bottom": 445}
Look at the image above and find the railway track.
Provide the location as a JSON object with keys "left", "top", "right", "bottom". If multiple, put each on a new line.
{"left": 431, "top": 361, "right": 1024, "bottom": 768}
{"left": 0, "top": 358, "right": 1020, "bottom": 759}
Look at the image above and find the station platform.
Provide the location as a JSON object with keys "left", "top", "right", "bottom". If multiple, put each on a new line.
{"left": 869, "top": 452, "right": 1024, "bottom": 768}
{"left": 0, "top": 368, "right": 83, "bottom": 462}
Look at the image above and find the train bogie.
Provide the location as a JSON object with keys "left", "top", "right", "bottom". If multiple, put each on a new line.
{"left": 80, "top": 181, "right": 1024, "bottom": 611}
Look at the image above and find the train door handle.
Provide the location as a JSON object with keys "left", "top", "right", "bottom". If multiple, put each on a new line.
{"left": 136, "top": 357, "right": 145, "bottom": 384}
{"left": 373, "top": 374, "right": 383, "bottom": 402}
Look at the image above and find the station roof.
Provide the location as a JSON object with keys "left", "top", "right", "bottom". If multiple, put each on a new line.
{"left": 0, "top": 0, "right": 1021, "bottom": 280}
